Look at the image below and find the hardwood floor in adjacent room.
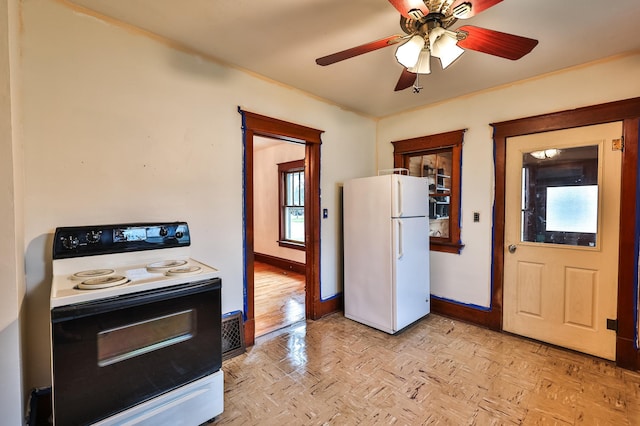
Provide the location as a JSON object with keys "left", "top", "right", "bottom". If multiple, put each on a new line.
{"left": 214, "top": 313, "right": 640, "bottom": 425}
{"left": 254, "top": 261, "right": 305, "bottom": 337}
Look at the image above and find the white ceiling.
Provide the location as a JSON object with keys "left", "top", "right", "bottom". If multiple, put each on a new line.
{"left": 67, "top": 0, "right": 640, "bottom": 118}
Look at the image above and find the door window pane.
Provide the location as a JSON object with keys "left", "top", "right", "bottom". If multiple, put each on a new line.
{"left": 546, "top": 185, "right": 598, "bottom": 233}
{"left": 521, "top": 145, "right": 598, "bottom": 246}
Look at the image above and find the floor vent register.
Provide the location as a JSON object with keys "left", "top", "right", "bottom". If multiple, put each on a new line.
{"left": 222, "top": 310, "right": 246, "bottom": 361}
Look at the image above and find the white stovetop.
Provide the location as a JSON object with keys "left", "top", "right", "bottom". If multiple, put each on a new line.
{"left": 51, "top": 248, "right": 220, "bottom": 308}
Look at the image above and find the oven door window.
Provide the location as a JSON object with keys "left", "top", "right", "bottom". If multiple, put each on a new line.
{"left": 51, "top": 279, "right": 221, "bottom": 426}
{"left": 98, "top": 309, "right": 196, "bottom": 367}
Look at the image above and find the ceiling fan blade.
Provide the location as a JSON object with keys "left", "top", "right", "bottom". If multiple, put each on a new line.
{"left": 456, "top": 25, "right": 538, "bottom": 60}
{"left": 394, "top": 68, "right": 417, "bottom": 91}
{"left": 316, "top": 35, "right": 404, "bottom": 66}
{"left": 388, "top": 0, "right": 429, "bottom": 19}
{"left": 451, "top": 0, "right": 503, "bottom": 18}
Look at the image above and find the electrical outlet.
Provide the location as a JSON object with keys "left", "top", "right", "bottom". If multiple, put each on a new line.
{"left": 473, "top": 212, "right": 480, "bottom": 222}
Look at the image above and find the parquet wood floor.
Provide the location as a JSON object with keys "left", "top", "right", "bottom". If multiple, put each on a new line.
{"left": 215, "top": 313, "right": 640, "bottom": 425}
{"left": 254, "top": 261, "right": 305, "bottom": 337}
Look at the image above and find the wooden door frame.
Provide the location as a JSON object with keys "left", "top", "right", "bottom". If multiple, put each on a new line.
{"left": 490, "top": 97, "right": 640, "bottom": 369}
{"left": 239, "top": 110, "right": 341, "bottom": 347}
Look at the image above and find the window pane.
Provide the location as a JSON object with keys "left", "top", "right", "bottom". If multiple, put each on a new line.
{"left": 521, "top": 145, "right": 598, "bottom": 247}
{"left": 298, "top": 173, "right": 304, "bottom": 205}
{"left": 285, "top": 206, "right": 305, "bottom": 242}
{"left": 285, "top": 170, "right": 304, "bottom": 208}
{"left": 407, "top": 152, "right": 451, "bottom": 239}
{"left": 287, "top": 173, "right": 294, "bottom": 205}
{"left": 546, "top": 186, "right": 598, "bottom": 233}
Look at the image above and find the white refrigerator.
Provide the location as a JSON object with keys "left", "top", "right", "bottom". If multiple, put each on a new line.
{"left": 343, "top": 174, "right": 430, "bottom": 334}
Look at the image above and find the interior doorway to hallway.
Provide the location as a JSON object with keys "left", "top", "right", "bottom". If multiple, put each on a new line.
{"left": 252, "top": 136, "right": 306, "bottom": 337}
{"left": 239, "top": 109, "right": 324, "bottom": 347}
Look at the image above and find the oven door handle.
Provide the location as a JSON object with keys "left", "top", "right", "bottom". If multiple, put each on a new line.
{"left": 51, "top": 278, "right": 221, "bottom": 323}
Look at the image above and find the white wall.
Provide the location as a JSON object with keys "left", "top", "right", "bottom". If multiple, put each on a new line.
{"left": 20, "top": 0, "right": 376, "bottom": 392}
{"left": 377, "top": 53, "right": 640, "bottom": 308}
{"left": 253, "top": 139, "right": 306, "bottom": 263}
{"left": 0, "top": 0, "right": 24, "bottom": 422}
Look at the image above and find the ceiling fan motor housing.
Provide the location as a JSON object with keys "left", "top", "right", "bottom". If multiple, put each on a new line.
{"left": 400, "top": 12, "right": 458, "bottom": 36}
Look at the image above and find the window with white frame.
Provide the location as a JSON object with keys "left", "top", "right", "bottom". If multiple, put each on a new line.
{"left": 278, "top": 159, "right": 305, "bottom": 249}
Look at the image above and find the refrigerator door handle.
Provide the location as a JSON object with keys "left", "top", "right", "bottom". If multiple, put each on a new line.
{"left": 396, "top": 178, "right": 403, "bottom": 217}
{"left": 397, "top": 220, "right": 403, "bottom": 259}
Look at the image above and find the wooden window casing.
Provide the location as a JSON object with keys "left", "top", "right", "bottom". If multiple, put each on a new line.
{"left": 392, "top": 129, "right": 465, "bottom": 254}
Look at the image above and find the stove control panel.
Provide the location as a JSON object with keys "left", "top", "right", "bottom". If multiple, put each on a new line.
{"left": 53, "top": 222, "right": 191, "bottom": 259}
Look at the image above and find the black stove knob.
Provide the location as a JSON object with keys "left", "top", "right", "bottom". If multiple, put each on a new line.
{"left": 159, "top": 227, "right": 168, "bottom": 237}
{"left": 175, "top": 231, "right": 184, "bottom": 239}
{"left": 86, "top": 230, "right": 102, "bottom": 244}
{"left": 61, "top": 235, "right": 79, "bottom": 250}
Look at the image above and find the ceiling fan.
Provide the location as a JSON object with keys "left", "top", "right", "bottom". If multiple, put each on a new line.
{"left": 315, "top": 0, "right": 538, "bottom": 93}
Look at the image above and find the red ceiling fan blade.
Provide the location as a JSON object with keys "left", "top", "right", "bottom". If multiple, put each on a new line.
{"left": 388, "top": 0, "right": 429, "bottom": 19}
{"left": 456, "top": 25, "right": 538, "bottom": 60}
{"left": 316, "top": 35, "right": 405, "bottom": 66}
{"left": 451, "top": 0, "right": 503, "bottom": 18}
{"left": 394, "top": 68, "right": 417, "bottom": 91}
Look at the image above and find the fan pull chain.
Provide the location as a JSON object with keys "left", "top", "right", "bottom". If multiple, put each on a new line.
{"left": 413, "top": 74, "right": 423, "bottom": 93}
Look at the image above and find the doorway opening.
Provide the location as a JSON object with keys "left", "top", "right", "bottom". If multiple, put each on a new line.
{"left": 252, "top": 136, "right": 306, "bottom": 337}
{"left": 240, "top": 110, "right": 341, "bottom": 348}
{"left": 490, "top": 97, "right": 640, "bottom": 369}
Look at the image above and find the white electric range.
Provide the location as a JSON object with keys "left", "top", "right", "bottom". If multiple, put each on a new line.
{"left": 50, "top": 222, "right": 224, "bottom": 426}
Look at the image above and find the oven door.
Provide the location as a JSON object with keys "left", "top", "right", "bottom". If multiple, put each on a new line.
{"left": 51, "top": 278, "right": 221, "bottom": 426}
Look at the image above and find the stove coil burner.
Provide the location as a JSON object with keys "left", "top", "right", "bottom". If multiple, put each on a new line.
{"left": 166, "top": 266, "right": 202, "bottom": 277}
{"left": 146, "top": 260, "right": 188, "bottom": 273}
{"left": 71, "top": 269, "right": 115, "bottom": 280}
{"left": 77, "top": 275, "right": 129, "bottom": 290}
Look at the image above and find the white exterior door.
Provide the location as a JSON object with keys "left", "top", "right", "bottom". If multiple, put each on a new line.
{"left": 503, "top": 122, "right": 622, "bottom": 360}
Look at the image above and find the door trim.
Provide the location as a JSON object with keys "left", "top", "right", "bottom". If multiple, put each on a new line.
{"left": 491, "top": 97, "right": 640, "bottom": 369}
{"left": 239, "top": 110, "right": 341, "bottom": 347}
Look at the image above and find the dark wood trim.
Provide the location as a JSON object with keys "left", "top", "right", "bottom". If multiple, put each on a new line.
{"left": 305, "top": 141, "right": 327, "bottom": 320}
{"left": 243, "top": 110, "right": 323, "bottom": 144}
{"left": 491, "top": 97, "right": 640, "bottom": 370}
{"left": 431, "top": 241, "right": 466, "bottom": 254}
{"left": 240, "top": 109, "right": 339, "bottom": 347}
{"left": 243, "top": 128, "right": 256, "bottom": 346}
{"left": 277, "top": 240, "right": 305, "bottom": 251}
{"left": 617, "top": 116, "right": 639, "bottom": 370}
{"left": 431, "top": 298, "right": 500, "bottom": 330}
{"left": 314, "top": 294, "right": 343, "bottom": 318}
{"left": 254, "top": 252, "right": 306, "bottom": 275}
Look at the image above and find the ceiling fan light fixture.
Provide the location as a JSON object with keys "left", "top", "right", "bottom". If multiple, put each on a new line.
{"left": 407, "top": 47, "right": 431, "bottom": 74}
{"left": 530, "top": 149, "right": 560, "bottom": 159}
{"left": 429, "top": 27, "right": 464, "bottom": 69}
{"left": 395, "top": 35, "right": 425, "bottom": 68}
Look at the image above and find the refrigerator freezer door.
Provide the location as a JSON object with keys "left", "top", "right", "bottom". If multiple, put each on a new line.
{"left": 392, "top": 216, "right": 431, "bottom": 330}
{"left": 391, "top": 175, "right": 428, "bottom": 218}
